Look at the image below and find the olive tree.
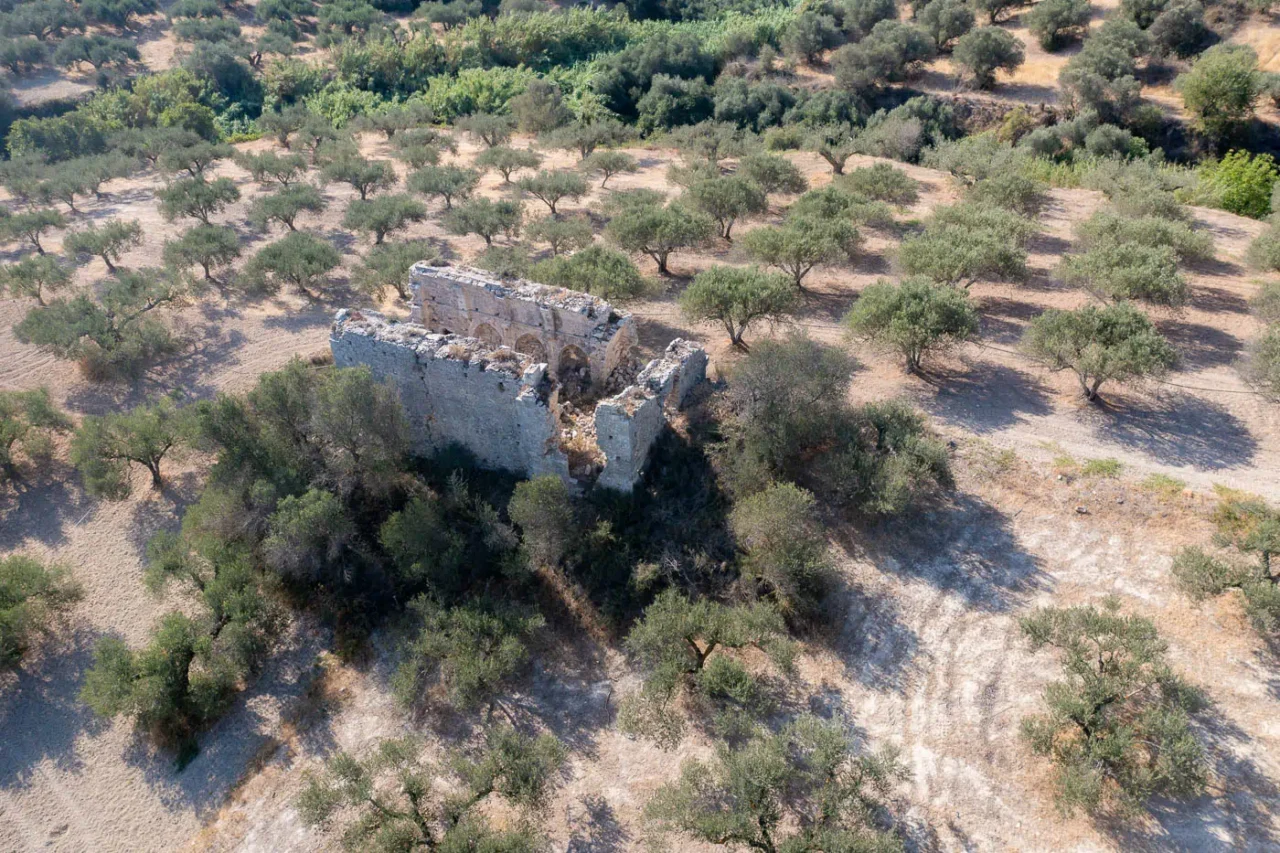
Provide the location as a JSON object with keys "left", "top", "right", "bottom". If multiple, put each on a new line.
{"left": 474, "top": 145, "right": 542, "bottom": 183}
{"left": 248, "top": 183, "right": 327, "bottom": 231}
{"left": 845, "top": 276, "right": 978, "bottom": 372}
{"left": 157, "top": 176, "right": 240, "bottom": 225}
{"left": 1025, "top": 0, "right": 1090, "bottom": 50}
{"left": 320, "top": 152, "right": 395, "bottom": 199}
{"left": 728, "top": 482, "right": 832, "bottom": 620}
{"left": 528, "top": 245, "right": 648, "bottom": 301}
{"left": 542, "top": 118, "right": 631, "bottom": 160}
{"left": 408, "top": 164, "right": 480, "bottom": 209}
{"left": 63, "top": 219, "right": 142, "bottom": 274}
{"left": 741, "top": 215, "right": 859, "bottom": 289}
{"left": 605, "top": 199, "right": 714, "bottom": 274}
{"left": 953, "top": 26, "right": 1025, "bottom": 89}
{"left": 0, "top": 555, "right": 81, "bottom": 669}
{"left": 1057, "top": 243, "right": 1189, "bottom": 307}
{"left": 645, "top": 715, "right": 906, "bottom": 851}
{"left": 686, "top": 175, "right": 768, "bottom": 240}
{"left": 679, "top": 266, "right": 799, "bottom": 350}
{"left": 3, "top": 208, "right": 66, "bottom": 254}
{"left": 0, "top": 387, "right": 71, "bottom": 482}
{"left": 1022, "top": 303, "right": 1177, "bottom": 401}
{"left": 71, "top": 396, "right": 190, "bottom": 497}
{"left": 162, "top": 225, "right": 241, "bottom": 282}
{"left": 0, "top": 254, "right": 71, "bottom": 304}
{"left": 1177, "top": 44, "right": 1265, "bottom": 141}
{"left": 234, "top": 150, "right": 307, "bottom": 186}
{"left": 582, "top": 149, "right": 639, "bottom": 188}
{"left": 442, "top": 198, "right": 523, "bottom": 246}
{"left": 525, "top": 216, "right": 594, "bottom": 257}
{"left": 352, "top": 239, "right": 438, "bottom": 300}
{"left": 343, "top": 194, "right": 427, "bottom": 245}
{"left": 1020, "top": 599, "right": 1208, "bottom": 816}
{"left": 298, "top": 729, "right": 564, "bottom": 852}
{"left": 242, "top": 232, "right": 341, "bottom": 296}
{"left": 457, "top": 112, "right": 515, "bottom": 148}
{"left": 1172, "top": 493, "right": 1280, "bottom": 636}
{"left": 517, "top": 169, "right": 590, "bottom": 215}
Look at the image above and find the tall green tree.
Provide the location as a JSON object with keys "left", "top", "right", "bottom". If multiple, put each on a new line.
{"left": 844, "top": 276, "right": 979, "bottom": 372}
{"left": 71, "top": 396, "right": 190, "bottom": 497}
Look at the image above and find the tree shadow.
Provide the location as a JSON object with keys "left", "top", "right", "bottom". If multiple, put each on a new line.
{"left": 1189, "top": 283, "right": 1251, "bottom": 315}
{"left": 830, "top": 574, "right": 921, "bottom": 694}
{"left": 838, "top": 492, "right": 1050, "bottom": 613}
{"left": 915, "top": 360, "right": 1055, "bottom": 434}
{"left": 0, "top": 462, "right": 92, "bottom": 550}
{"left": 1103, "top": 708, "right": 1280, "bottom": 851}
{"left": 1155, "top": 319, "right": 1242, "bottom": 370}
{"left": 566, "top": 793, "right": 630, "bottom": 852}
{"left": 504, "top": 645, "right": 614, "bottom": 760}
{"left": 1091, "top": 393, "right": 1258, "bottom": 471}
{"left": 0, "top": 626, "right": 108, "bottom": 789}
{"left": 121, "top": 618, "right": 332, "bottom": 815}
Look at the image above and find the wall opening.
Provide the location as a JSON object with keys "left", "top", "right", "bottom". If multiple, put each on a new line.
{"left": 514, "top": 333, "right": 549, "bottom": 364}
{"left": 473, "top": 323, "right": 502, "bottom": 348}
{"left": 558, "top": 344, "right": 592, "bottom": 399}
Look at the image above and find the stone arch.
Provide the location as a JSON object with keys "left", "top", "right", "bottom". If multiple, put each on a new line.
{"left": 472, "top": 322, "right": 502, "bottom": 348}
{"left": 558, "top": 344, "right": 592, "bottom": 396}
{"left": 514, "top": 333, "right": 548, "bottom": 364}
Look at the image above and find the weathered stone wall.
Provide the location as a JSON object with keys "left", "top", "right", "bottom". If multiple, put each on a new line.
{"left": 331, "top": 310, "right": 572, "bottom": 482}
{"left": 409, "top": 263, "right": 637, "bottom": 391}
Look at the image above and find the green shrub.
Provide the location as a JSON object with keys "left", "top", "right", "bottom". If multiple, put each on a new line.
{"left": 845, "top": 276, "right": 978, "bottom": 372}
{"left": 953, "top": 26, "right": 1025, "bottom": 90}
{"left": 678, "top": 265, "right": 799, "bottom": 349}
{"left": 0, "top": 555, "right": 81, "bottom": 668}
{"left": 838, "top": 163, "right": 919, "bottom": 204}
{"left": 529, "top": 245, "right": 649, "bottom": 301}
{"left": 1025, "top": 0, "right": 1090, "bottom": 50}
{"left": 1195, "top": 150, "right": 1278, "bottom": 219}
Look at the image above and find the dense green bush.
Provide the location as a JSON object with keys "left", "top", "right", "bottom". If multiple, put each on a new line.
{"left": 0, "top": 555, "right": 81, "bottom": 668}
{"left": 1025, "top": 0, "right": 1089, "bottom": 50}
{"left": 1176, "top": 44, "right": 1265, "bottom": 141}
{"left": 845, "top": 276, "right": 978, "bottom": 372}
{"left": 242, "top": 232, "right": 341, "bottom": 296}
{"left": 0, "top": 387, "right": 70, "bottom": 482}
{"left": 1194, "top": 150, "right": 1278, "bottom": 219}
{"left": 678, "top": 265, "right": 798, "bottom": 348}
{"left": 953, "top": 26, "right": 1024, "bottom": 90}
{"left": 529, "top": 244, "right": 649, "bottom": 301}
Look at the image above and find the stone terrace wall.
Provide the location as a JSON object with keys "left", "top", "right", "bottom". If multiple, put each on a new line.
{"left": 331, "top": 310, "right": 572, "bottom": 483}
{"left": 409, "top": 263, "right": 637, "bottom": 391}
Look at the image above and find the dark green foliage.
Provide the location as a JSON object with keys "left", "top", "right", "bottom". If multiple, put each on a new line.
{"left": 830, "top": 20, "right": 935, "bottom": 94}
{"left": 953, "top": 25, "right": 1024, "bottom": 89}
{"left": 516, "top": 169, "right": 590, "bottom": 215}
{"left": 0, "top": 37, "right": 49, "bottom": 73}
{"left": 781, "top": 11, "right": 842, "bottom": 65}
{"left": 1, "top": 0, "right": 85, "bottom": 41}
{"left": 442, "top": 197, "right": 523, "bottom": 246}
{"left": 172, "top": 15, "right": 241, "bottom": 43}
{"left": 0, "top": 387, "right": 71, "bottom": 482}
{"left": 352, "top": 239, "right": 439, "bottom": 300}
{"left": 408, "top": 164, "right": 480, "bottom": 209}
{"left": 0, "top": 555, "right": 81, "bottom": 668}
{"left": 1058, "top": 22, "right": 1148, "bottom": 123}
{"left": 297, "top": 729, "right": 563, "bottom": 853}
{"left": 80, "top": 0, "right": 158, "bottom": 30}
{"left": 644, "top": 714, "right": 907, "bottom": 851}
{"left": 162, "top": 224, "right": 241, "bottom": 282}
{"left": 0, "top": 253, "right": 71, "bottom": 304}
{"left": 509, "top": 79, "right": 571, "bottom": 133}
{"left": 1149, "top": 0, "right": 1209, "bottom": 59}
{"left": 725, "top": 334, "right": 951, "bottom": 513}
{"left": 1020, "top": 599, "right": 1208, "bottom": 816}
{"left": 393, "top": 597, "right": 543, "bottom": 711}
{"left": 1196, "top": 150, "right": 1278, "bottom": 219}
{"left": 605, "top": 197, "right": 714, "bottom": 274}
{"left": 918, "top": 0, "right": 974, "bottom": 50}
{"left": 845, "top": 276, "right": 978, "bottom": 372}
{"left": 15, "top": 267, "right": 186, "bottom": 379}
{"left": 343, "top": 194, "right": 427, "bottom": 245}
{"left": 52, "top": 33, "right": 138, "bottom": 69}
{"left": 1022, "top": 302, "right": 1177, "bottom": 400}
{"left": 158, "top": 140, "right": 233, "bottom": 178}
{"left": 509, "top": 476, "right": 576, "bottom": 567}
{"left": 64, "top": 219, "right": 142, "bottom": 273}
{"left": 528, "top": 244, "right": 648, "bottom": 301}
{"left": 248, "top": 183, "right": 327, "bottom": 231}
{"left": 621, "top": 588, "right": 793, "bottom": 745}
{"left": 972, "top": 0, "right": 1030, "bottom": 22}
{"left": 1176, "top": 44, "right": 1264, "bottom": 141}
{"left": 736, "top": 152, "right": 806, "bottom": 196}
{"left": 457, "top": 111, "right": 516, "bottom": 148}
{"left": 713, "top": 78, "right": 798, "bottom": 132}
{"left": 157, "top": 177, "right": 241, "bottom": 225}
{"left": 728, "top": 482, "right": 831, "bottom": 620}
{"left": 1025, "top": 0, "right": 1090, "bottom": 51}
{"left": 242, "top": 232, "right": 341, "bottom": 296}
{"left": 71, "top": 396, "right": 190, "bottom": 497}
{"left": 590, "top": 32, "right": 714, "bottom": 119}
{"left": 839, "top": 0, "right": 898, "bottom": 39}
{"left": 679, "top": 265, "right": 799, "bottom": 349}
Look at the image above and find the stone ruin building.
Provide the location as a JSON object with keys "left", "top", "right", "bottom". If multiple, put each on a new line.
{"left": 330, "top": 262, "right": 707, "bottom": 492}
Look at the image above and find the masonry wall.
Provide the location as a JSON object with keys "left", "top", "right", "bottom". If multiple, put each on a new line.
{"left": 331, "top": 310, "right": 572, "bottom": 482}
{"left": 409, "top": 263, "right": 637, "bottom": 390}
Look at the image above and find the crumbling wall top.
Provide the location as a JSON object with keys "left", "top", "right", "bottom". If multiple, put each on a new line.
{"left": 410, "top": 262, "right": 631, "bottom": 328}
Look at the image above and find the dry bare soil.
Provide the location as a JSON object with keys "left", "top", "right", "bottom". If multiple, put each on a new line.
{"left": 1, "top": 134, "right": 1278, "bottom": 852}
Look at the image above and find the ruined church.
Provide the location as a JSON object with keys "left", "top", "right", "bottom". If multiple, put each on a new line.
{"left": 330, "top": 262, "right": 707, "bottom": 491}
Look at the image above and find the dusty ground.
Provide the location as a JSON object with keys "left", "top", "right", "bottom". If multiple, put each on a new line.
{"left": 1, "top": 131, "right": 1278, "bottom": 852}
